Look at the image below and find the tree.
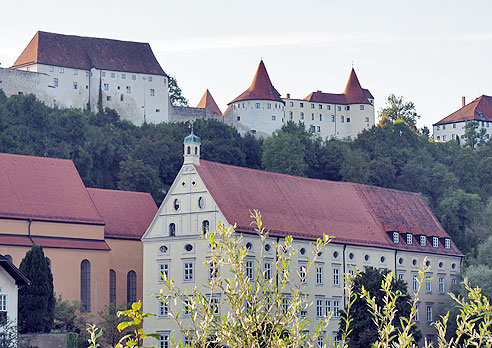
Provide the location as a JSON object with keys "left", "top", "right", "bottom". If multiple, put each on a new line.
{"left": 262, "top": 129, "right": 308, "bottom": 176}
{"left": 98, "top": 303, "right": 128, "bottom": 347}
{"left": 378, "top": 94, "right": 420, "bottom": 129}
{"left": 463, "top": 120, "right": 487, "bottom": 148}
{"left": 0, "top": 317, "right": 18, "bottom": 348}
{"left": 168, "top": 75, "right": 188, "bottom": 106}
{"left": 339, "top": 267, "right": 421, "bottom": 348}
{"left": 117, "top": 158, "right": 163, "bottom": 202}
{"left": 18, "top": 245, "right": 55, "bottom": 333}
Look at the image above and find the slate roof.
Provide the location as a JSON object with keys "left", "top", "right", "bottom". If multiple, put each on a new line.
{"left": 0, "top": 153, "right": 104, "bottom": 225}
{"left": 194, "top": 160, "right": 461, "bottom": 256}
{"left": 197, "top": 89, "right": 223, "bottom": 116}
{"left": 434, "top": 95, "right": 492, "bottom": 126}
{"left": 303, "top": 69, "right": 373, "bottom": 105}
{"left": 0, "top": 254, "right": 30, "bottom": 286}
{"left": 87, "top": 188, "right": 158, "bottom": 240}
{"left": 229, "top": 60, "right": 284, "bottom": 104}
{"left": 12, "top": 31, "right": 167, "bottom": 76}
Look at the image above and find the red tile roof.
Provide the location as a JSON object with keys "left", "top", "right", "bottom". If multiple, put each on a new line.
{"left": 87, "top": 188, "right": 157, "bottom": 240}
{"left": 304, "top": 69, "right": 373, "bottom": 105}
{"left": 434, "top": 95, "right": 492, "bottom": 126}
{"left": 12, "top": 31, "right": 167, "bottom": 76}
{"left": 0, "top": 153, "right": 104, "bottom": 225}
{"left": 197, "top": 89, "right": 223, "bottom": 116}
{"left": 0, "top": 254, "right": 30, "bottom": 285}
{"left": 195, "top": 160, "right": 461, "bottom": 256}
{"left": 229, "top": 60, "right": 284, "bottom": 104}
{"left": 0, "top": 234, "right": 110, "bottom": 251}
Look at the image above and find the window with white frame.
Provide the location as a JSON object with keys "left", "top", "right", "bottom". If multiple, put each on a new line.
{"left": 420, "top": 235, "right": 426, "bottom": 246}
{"left": 398, "top": 272, "right": 405, "bottom": 282}
{"left": 445, "top": 238, "right": 451, "bottom": 249}
{"left": 299, "top": 262, "right": 307, "bottom": 283}
{"left": 73, "top": 82, "right": 78, "bottom": 89}
{"left": 407, "top": 233, "right": 413, "bottom": 245}
{"left": 451, "top": 275, "right": 457, "bottom": 285}
{"left": 393, "top": 232, "right": 399, "bottom": 244}
{"left": 333, "top": 300, "right": 340, "bottom": 318}
{"left": 282, "top": 296, "right": 290, "bottom": 313}
{"left": 415, "top": 304, "right": 420, "bottom": 322}
{"left": 183, "top": 298, "right": 191, "bottom": 316}
{"left": 316, "top": 264, "right": 323, "bottom": 285}
{"left": 255, "top": 103, "right": 260, "bottom": 109}
{"left": 272, "top": 115, "right": 276, "bottom": 121}
{"left": 264, "top": 261, "right": 272, "bottom": 280}
{"left": 132, "top": 75, "right": 136, "bottom": 80}
{"left": 317, "top": 336, "right": 324, "bottom": 348}
{"left": 111, "top": 72, "right": 115, "bottom": 78}
{"left": 299, "top": 295, "right": 308, "bottom": 317}
{"left": 439, "top": 276, "right": 445, "bottom": 294}
{"left": 150, "top": 89, "right": 155, "bottom": 96}
{"left": 327, "top": 105, "right": 331, "bottom": 110}
{"left": 49, "top": 66, "right": 54, "bottom": 72}
{"left": 210, "top": 296, "right": 220, "bottom": 315}
{"left": 325, "top": 299, "right": 331, "bottom": 317}
{"left": 208, "top": 260, "right": 218, "bottom": 280}
{"left": 426, "top": 304, "right": 433, "bottom": 322}
{"left": 333, "top": 331, "right": 341, "bottom": 346}
{"left": 337, "top": 106, "right": 341, "bottom": 111}
{"left": 267, "top": 103, "right": 271, "bottom": 109}
{"left": 300, "top": 112, "right": 304, "bottom": 120}
{"left": 412, "top": 273, "right": 418, "bottom": 292}
{"left": 360, "top": 105, "right": 365, "bottom": 110}
{"left": 158, "top": 299, "right": 168, "bottom": 317}
{"left": 333, "top": 266, "right": 340, "bottom": 286}
{"left": 159, "top": 332, "right": 170, "bottom": 348}
{"left": 341, "top": 116, "right": 345, "bottom": 123}
{"left": 316, "top": 299, "right": 324, "bottom": 318}
{"left": 0, "top": 294, "right": 7, "bottom": 320}
{"left": 183, "top": 261, "right": 194, "bottom": 282}
{"left": 158, "top": 262, "right": 170, "bottom": 282}
{"left": 122, "top": 73, "right": 126, "bottom": 79}
{"left": 60, "top": 67, "right": 64, "bottom": 73}
{"left": 53, "top": 78, "right": 58, "bottom": 87}
{"left": 331, "top": 115, "right": 335, "bottom": 122}
{"left": 126, "top": 86, "right": 131, "bottom": 94}
{"left": 73, "top": 69, "right": 78, "bottom": 75}
{"left": 246, "top": 260, "right": 254, "bottom": 280}
{"left": 426, "top": 275, "right": 432, "bottom": 293}
{"left": 433, "top": 237, "right": 439, "bottom": 248}
{"left": 104, "top": 83, "right": 109, "bottom": 91}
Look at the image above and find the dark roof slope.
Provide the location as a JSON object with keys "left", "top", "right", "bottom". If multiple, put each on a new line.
{"left": 0, "top": 254, "right": 30, "bottom": 286}
{"left": 195, "top": 160, "right": 461, "bottom": 256}
{"left": 0, "top": 153, "right": 104, "bottom": 225}
{"left": 197, "top": 89, "right": 223, "bottom": 116}
{"left": 304, "top": 69, "right": 373, "bottom": 105}
{"left": 229, "top": 60, "right": 284, "bottom": 104}
{"left": 12, "top": 31, "right": 167, "bottom": 76}
{"left": 87, "top": 188, "right": 157, "bottom": 240}
{"left": 434, "top": 95, "right": 492, "bottom": 125}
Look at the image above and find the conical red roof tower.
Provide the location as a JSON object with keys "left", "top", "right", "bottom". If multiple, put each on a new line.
{"left": 343, "top": 68, "right": 370, "bottom": 104}
{"left": 197, "top": 89, "right": 222, "bottom": 116}
{"left": 229, "top": 60, "right": 283, "bottom": 104}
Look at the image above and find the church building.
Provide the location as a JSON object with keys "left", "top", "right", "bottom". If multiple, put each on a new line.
{"left": 142, "top": 131, "right": 462, "bottom": 346}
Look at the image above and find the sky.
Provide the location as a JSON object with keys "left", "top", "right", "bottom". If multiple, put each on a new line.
{"left": 2, "top": 0, "right": 492, "bottom": 129}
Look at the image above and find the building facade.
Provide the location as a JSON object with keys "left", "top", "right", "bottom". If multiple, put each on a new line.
{"left": 0, "top": 254, "right": 29, "bottom": 328}
{"left": 0, "top": 153, "right": 157, "bottom": 313}
{"left": 223, "top": 61, "right": 375, "bottom": 139}
{"left": 142, "top": 132, "right": 462, "bottom": 346}
{"left": 433, "top": 95, "right": 492, "bottom": 144}
{"left": 1, "top": 31, "right": 169, "bottom": 125}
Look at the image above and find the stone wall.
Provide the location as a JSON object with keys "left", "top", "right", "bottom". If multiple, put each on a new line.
{"left": 19, "top": 333, "right": 67, "bottom": 348}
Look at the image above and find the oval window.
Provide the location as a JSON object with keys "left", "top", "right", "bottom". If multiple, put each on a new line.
{"left": 184, "top": 244, "right": 193, "bottom": 252}
{"left": 380, "top": 256, "right": 386, "bottom": 263}
{"left": 425, "top": 260, "right": 431, "bottom": 267}
{"left": 264, "top": 244, "right": 271, "bottom": 252}
{"left": 348, "top": 252, "right": 355, "bottom": 260}
{"left": 300, "top": 248, "right": 306, "bottom": 255}
{"left": 398, "top": 257, "right": 404, "bottom": 265}
{"left": 246, "top": 242, "right": 252, "bottom": 250}
{"left": 173, "top": 199, "right": 180, "bottom": 211}
{"left": 412, "top": 259, "right": 417, "bottom": 266}
{"left": 198, "top": 197, "right": 205, "bottom": 209}
{"left": 364, "top": 254, "right": 370, "bottom": 262}
{"left": 333, "top": 251, "right": 339, "bottom": 259}
{"left": 438, "top": 261, "right": 444, "bottom": 268}
{"left": 159, "top": 245, "right": 168, "bottom": 253}
{"left": 451, "top": 263, "right": 457, "bottom": 270}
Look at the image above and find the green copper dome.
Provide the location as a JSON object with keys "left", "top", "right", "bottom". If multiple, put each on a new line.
{"left": 184, "top": 131, "right": 201, "bottom": 144}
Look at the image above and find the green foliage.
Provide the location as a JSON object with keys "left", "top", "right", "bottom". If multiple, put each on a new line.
{"left": 97, "top": 303, "right": 128, "bottom": 347}
{"left": 339, "top": 267, "right": 421, "bottom": 348}
{"left": 86, "top": 324, "right": 103, "bottom": 348}
{"left": 0, "top": 317, "right": 18, "bottom": 348}
{"left": 53, "top": 296, "right": 78, "bottom": 332}
{"left": 116, "top": 301, "right": 160, "bottom": 348}
{"left": 18, "top": 245, "right": 55, "bottom": 333}
{"left": 463, "top": 120, "right": 487, "bottom": 148}
{"left": 378, "top": 94, "right": 420, "bottom": 129}
{"left": 168, "top": 75, "right": 189, "bottom": 107}
{"left": 66, "top": 332, "right": 79, "bottom": 348}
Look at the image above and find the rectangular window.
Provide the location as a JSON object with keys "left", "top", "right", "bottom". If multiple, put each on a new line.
{"left": 299, "top": 263, "right": 307, "bottom": 283}
{"left": 264, "top": 261, "right": 272, "bottom": 280}
{"left": 360, "top": 105, "right": 365, "bottom": 110}
{"left": 149, "top": 76, "right": 153, "bottom": 82}
{"left": 407, "top": 234, "right": 413, "bottom": 245}
{"left": 0, "top": 294, "right": 7, "bottom": 314}
{"left": 267, "top": 103, "right": 271, "bottom": 109}
{"left": 246, "top": 260, "right": 254, "bottom": 280}
{"left": 73, "top": 82, "right": 78, "bottom": 89}
{"left": 310, "top": 125, "right": 315, "bottom": 132}
{"left": 73, "top": 69, "right": 78, "bottom": 75}
{"left": 346, "top": 105, "right": 350, "bottom": 111}
{"left": 85, "top": 71, "right": 90, "bottom": 77}
{"left": 333, "top": 300, "right": 340, "bottom": 318}
{"left": 311, "top": 113, "right": 315, "bottom": 120}
{"left": 412, "top": 274, "right": 418, "bottom": 292}
{"left": 337, "top": 106, "right": 341, "bottom": 111}
{"left": 159, "top": 262, "right": 169, "bottom": 282}
{"left": 331, "top": 115, "right": 335, "bottom": 122}
{"left": 126, "top": 86, "right": 131, "bottom": 94}
{"left": 289, "top": 101, "right": 294, "bottom": 107}
{"left": 317, "top": 126, "right": 321, "bottom": 132}
{"left": 60, "top": 67, "right": 64, "bottom": 73}
{"left": 272, "top": 115, "right": 276, "bottom": 121}
{"left": 426, "top": 276, "right": 432, "bottom": 293}
{"left": 300, "top": 112, "right": 304, "bottom": 120}
{"left": 159, "top": 299, "right": 168, "bottom": 317}
{"left": 443, "top": 135, "right": 447, "bottom": 141}
{"left": 415, "top": 305, "right": 420, "bottom": 322}
{"left": 443, "top": 124, "right": 446, "bottom": 130}
{"left": 183, "top": 261, "right": 194, "bottom": 281}
{"left": 255, "top": 103, "right": 260, "bottom": 109}
{"left": 451, "top": 276, "right": 457, "bottom": 285}
{"left": 393, "top": 232, "right": 399, "bottom": 244}
{"left": 49, "top": 66, "right": 54, "bottom": 72}
{"left": 111, "top": 72, "right": 116, "bottom": 78}
{"left": 333, "top": 267, "right": 340, "bottom": 286}
{"left": 316, "top": 299, "right": 324, "bottom": 318}
{"left": 53, "top": 78, "right": 58, "bottom": 87}
{"left": 347, "top": 117, "right": 351, "bottom": 122}
{"left": 327, "top": 105, "right": 331, "bottom": 110}
{"left": 150, "top": 88, "right": 155, "bottom": 96}
{"left": 325, "top": 299, "right": 331, "bottom": 316}
{"left": 365, "top": 117, "right": 369, "bottom": 122}
{"left": 316, "top": 264, "right": 323, "bottom": 285}
{"left": 311, "top": 103, "right": 315, "bottom": 109}
{"left": 439, "top": 277, "right": 445, "bottom": 294}
{"left": 132, "top": 75, "right": 136, "bottom": 80}
{"left": 317, "top": 336, "right": 324, "bottom": 348}
{"left": 183, "top": 298, "right": 191, "bottom": 316}
{"left": 341, "top": 116, "right": 344, "bottom": 123}
{"left": 453, "top": 123, "right": 456, "bottom": 128}
{"left": 433, "top": 237, "right": 439, "bottom": 248}
{"left": 426, "top": 305, "right": 433, "bottom": 322}
{"left": 420, "top": 236, "right": 426, "bottom": 246}
{"left": 437, "top": 126, "right": 440, "bottom": 130}
{"left": 398, "top": 272, "right": 405, "bottom": 281}
{"left": 210, "top": 297, "right": 220, "bottom": 315}
{"left": 300, "top": 102, "right": 304, "bottom": 108}
{"left": 319, "top": 104, "right": 322, "bottom": 109}
{"left": 445, "top": 238, "right": 451, "bottom": 249}
{"left": 104, "top": 83, "right": 109, "bottom": 91}
{"left": 159, "top": 332, "right": 170, "bottom": 348}
{"left": 319, "top": 114, "right": 322, "bottom": 121}
{"left": 289, "top": 111, "right": 293, "bottom": 120}
{"left": 107, "top": 96, "right": 111, "bottom": 101}
{"left": 208, "top": 260, "right": 218, "bottom": 280}
{"left": 282, "top": 297, "right": 289, "bottom": 313}
{"left": 102, "top": 71, "right": 106, "bottom": 77}
{"left": 122, "top": 73, "right": 126, "bottom": 79}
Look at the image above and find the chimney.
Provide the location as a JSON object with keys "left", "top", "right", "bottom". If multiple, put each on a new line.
{"left": 286, "top": 93, "right": 290, "bottom": 99}
{"left": 462, "top": 96, "right": 466, "bottom": 107}
{"left": 317, "top": 90, "right": 322, "bottom": 93}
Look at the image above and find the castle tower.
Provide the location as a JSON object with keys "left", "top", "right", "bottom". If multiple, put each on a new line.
{"left": 183, "top": 129, "right": 200, "bottom": 165}
{"left": 197, "top": 89, "right": 223, "bottom": 117}
{"left": 225, "top": 60, "right": 285, "bottom": 136}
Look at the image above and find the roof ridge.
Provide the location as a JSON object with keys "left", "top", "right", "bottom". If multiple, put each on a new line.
{"left": 87, "top": 187, "right": 152, "bottom": 195}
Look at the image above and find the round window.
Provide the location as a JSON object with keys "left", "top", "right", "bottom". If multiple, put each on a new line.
{"left": 380, "top": 256, "right": 386, "bottom": 263}
{"left": 451, "top": 263, "right": 457, "bottom": 270}
{"left": 398, "top": 257, "right": 404, "bottom": 265}
{"left": 364, "top": 254, "right": 370, "bottom": 262}
{"left": 198, "top": 197, "right": 205, "bottom": 209}
{"left": 317, "top": 251, "right": 323, "bottom": 257}
{"left": 300, "top": 248, "right": 306, "bottom": 255}
{"left": 192, "top": 181, "right": 196, "bottom": 186}
{"left": 265, "top": 244, "right": 271, "bottom": 252}
{"left": 333, "top": 251, "right": 339, "bottom": 259}
{"left": 349, "top": 252, "right": 355, "bottom": 260}
{"left": 426, "top": 260, "right": 431, "bottom": 267}
{"left": 439, "top": 261, "right": 444, "bottom": 268}
{"left": 159, "top": 245, "right": 168, "bottom": 253}
{"left": 412, "top": 259, "right": 417, "bottom": 266}
{"left": 173, "top": 199, "right": 180, "bottom": 211}
{"left": 246, "top": 242, "right": 252, "bottom": 250}
{"left": 184, "top": 244, "right": 193, "bottom": 252}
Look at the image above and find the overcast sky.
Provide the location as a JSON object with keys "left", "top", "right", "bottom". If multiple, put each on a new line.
{"left": 2, "top": 0, "right": 492, "bottom": 128}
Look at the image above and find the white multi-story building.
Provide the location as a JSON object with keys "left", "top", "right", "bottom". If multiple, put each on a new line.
{"left": 223, "top": 61, "right": 375, "bottom": 139}
{"left": 142, "top": 131, "right": 463, "bottom": 346}
{"left": 0, "top": 31, "right": 169, "bottom": 125}
{"left": 0, "top": 254, "right": 30, "bottom": 328}
{"left": 433, "top": 95, "right": 492, "bottom": 144}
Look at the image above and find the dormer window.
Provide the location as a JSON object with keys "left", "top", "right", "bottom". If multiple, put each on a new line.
{"left": 445, "top": 238, "right": 451, "bottom": 249}
{"left": 406, "top": 233, "right": 413, "bottom": 245}
{"left": 420, "top": 235, "right": 426, "bottom": 247}
{"left": 392, "top": 232, "right": 399, "bottom": 244}
{"left": 433, "top": 237, "right": 439, "bottom": 248}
